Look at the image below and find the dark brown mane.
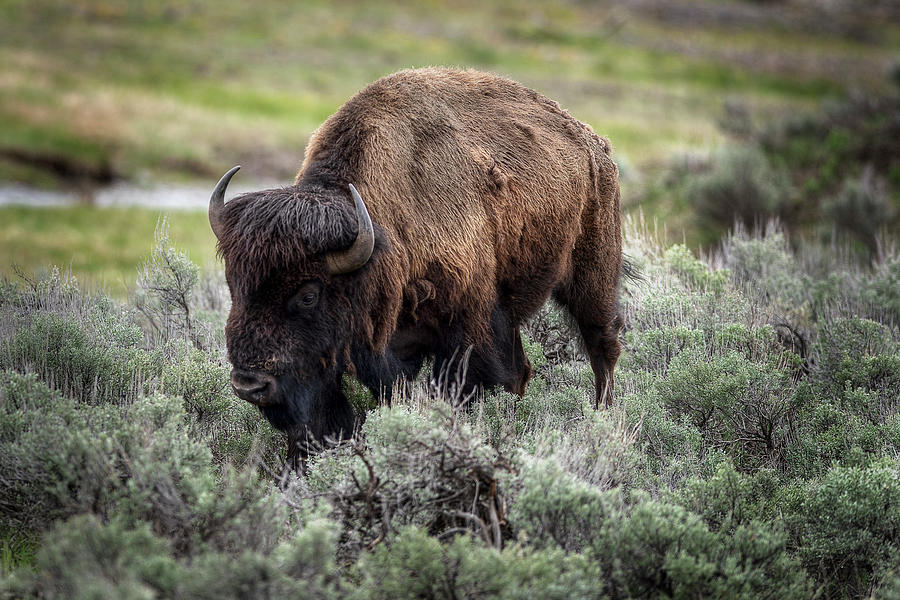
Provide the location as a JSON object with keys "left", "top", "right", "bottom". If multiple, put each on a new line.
{"left": 215, "top": 182, "right": 358, "bottom": 296}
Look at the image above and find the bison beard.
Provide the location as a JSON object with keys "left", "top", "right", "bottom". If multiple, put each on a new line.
{"left": 210, "top": 68, "right": 625, "bottom": 465}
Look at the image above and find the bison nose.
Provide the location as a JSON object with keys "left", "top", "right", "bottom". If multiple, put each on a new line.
{"left": 230, "top": 369, "right": 279, "bottom": 406}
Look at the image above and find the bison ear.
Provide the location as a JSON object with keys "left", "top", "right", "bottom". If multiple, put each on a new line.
{"left": 325, "top": 183, "right": 376, "bottom": 275}
{"left": 209, "top": 165, "right": 241, "bottom": 240}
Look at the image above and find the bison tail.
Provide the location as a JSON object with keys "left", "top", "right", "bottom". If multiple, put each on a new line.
{"left": 621, "top": 255, "right": 643, "bottom": 284}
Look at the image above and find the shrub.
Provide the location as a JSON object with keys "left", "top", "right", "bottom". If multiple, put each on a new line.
{"left": 1, "top": 257, "right": 267, "bottom": 468}
{"left": 160, "top": 341, "right": 276, "bottom": 466}
{"left": 689, "top": 146, "right": 791, "bottom": 240}
{"left": 3, "top": 515, "right": 343, "bottom": 600}
{"left": 655, "top": 347, "right": 796, "bottom": 470}
{"left": 758, "top": 91, "right": 900, "bottom": 201}
{"left": 1, "top": 368, "right": 324, "bottom": 598}
{"left": 871, "top": 572, "right": 900, "bottom": 600}
{"left": 0, "top": 370, "right": 113, "bottom": 531}
{"left": 507, "top": 457, "right": 616, "bottom": 552}
{"left": 720, "top": 224, "right": 807, "bottom": 310}
{"left": 478, "top": 376, "right": 589, "bottom": 447}
{"left": 812, "top": 316, "right": 900, "bottom": 420}
{"left": 823, "top": 168, "right": 895, "bottom": 254}
{"left": 134, "top": 221, "right": 229, "bottom": 351}
{"left": 0, "top": 375, "right": 229, "bottom": 538}
{"left": 594, "top": 495, "right": 809, "bottom": 600}
{"left": 350, "top": 527, "right": 605, "bottom": 600}
{"left": 678, "top": 461, "right": 782, "bottom": 533}
{"left": 175, "top": 519, "right": 341, "bottom": 600}
{"left": 525, "top": 406, "right": 639, "bottom": 490}
{"left": 12, "top": 312, "right": 161, "bottom": 404}
{"left": 0, "top": 281, "right": 163, "bottom": 405}
{"left": 0, "top": 379, "right": 203, "bottom": 535}
{"left": 796, "top": 459, "right": 900, "bottom": 598}
{"left": 785, "top": 388, "right": 900, "bottom": 477}
{"left": 0, "top": 373, "right": 284, "bottom": 556}
{"left": 618, "top": 387, "right": 709, "bottom": 494}
{"left": 863, "top": 254, "right": 900, "bottom": 325}
{"left": 627, "top": 289, "right": 754, "bottom": 355}
{"left": 798, "top": 250, "right": 900, "bottom": 328}
{"left": 304, "top": 401, "right": 514, "bottom": 556}
{"left": 7, "top": 216, "right": 900, "bottom": 599}
{"left": 2, "top": 515, "right": 179, "bottom": 600}
{"left": 664, "top": 243, "right": 729, "bottom": 294}
{"left": 626, "top": 324, "right": 705, "bottom": 373}
{"left": 135, "top": 221, "right": 203, "bottom": 348}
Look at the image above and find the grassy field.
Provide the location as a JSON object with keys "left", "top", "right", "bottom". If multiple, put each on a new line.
{"left": 4, "top": 0, "right": 892, "bottom": 184}
{"left": 1, "top": 0, "right": 898, "bottom": 291}
{"left": 0, "top": 206, "right": 217, "bottom": 296}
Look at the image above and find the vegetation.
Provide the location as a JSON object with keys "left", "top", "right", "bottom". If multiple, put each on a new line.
{"left": 2, "top": 0, "right": 900, "bottom": 597}
{"left": 639, "top": 81, "right": 900, "bottom": 249}
{"left": 0, "top": 205, "right": 216, "bottom": 297}
{"left": 1, "top": 218, "right": 899, "bottom": 598}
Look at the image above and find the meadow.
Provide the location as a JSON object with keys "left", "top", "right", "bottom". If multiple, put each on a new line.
{"left": 2, "top": 0, "right": 900, "bottom": 598}
{"left": 2, "top": 0, "right": 899, "bottom": 291}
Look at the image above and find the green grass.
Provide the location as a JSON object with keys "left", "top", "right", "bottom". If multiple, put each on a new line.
{"left": 1, "top": 0, "right": 893, "bottom": 184}
{"left": 0, "top": 206, "right": 217, "bottom": 297}
{"left": 0, "top": 531, "right": 36, "bottom": 577}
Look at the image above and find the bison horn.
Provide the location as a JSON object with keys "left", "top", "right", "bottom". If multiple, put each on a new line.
{"left": 325, "top": 183, "right": 375, "bottom": 275}
{"left": 209, "top": 165, "right": 241, "bottom": 240}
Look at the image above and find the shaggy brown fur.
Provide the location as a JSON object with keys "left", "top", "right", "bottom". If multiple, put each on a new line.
{"left": 215, "top": 67, "right": 623, "bottom": 461}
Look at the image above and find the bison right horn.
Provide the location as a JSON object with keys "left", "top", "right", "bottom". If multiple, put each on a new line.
{"left": 325, "top": 183, "right": 375, "bottom": 275}
{"left": 209, "top": 165, "right": 241, "bottom": 240}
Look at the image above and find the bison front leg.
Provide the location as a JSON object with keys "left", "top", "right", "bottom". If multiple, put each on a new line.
{"left": 432, "top": 307, "right": 533, "bottom": 400}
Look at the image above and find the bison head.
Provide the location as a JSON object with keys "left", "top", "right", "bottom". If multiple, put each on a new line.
{"left": 209, "top": 166, "right": 376, "bottom": 457}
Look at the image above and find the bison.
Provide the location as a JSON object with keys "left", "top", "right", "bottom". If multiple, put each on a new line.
{"left": 209, "top": 68, "right": 624, "bottom": 462}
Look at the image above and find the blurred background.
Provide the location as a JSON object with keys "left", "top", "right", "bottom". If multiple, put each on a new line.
{"left": 1, "top": 0, "right": 898, "bottom": 295}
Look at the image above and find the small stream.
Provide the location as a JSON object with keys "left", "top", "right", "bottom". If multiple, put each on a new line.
{"left": 0, "top": 179, "right": 280, "bottom": 210}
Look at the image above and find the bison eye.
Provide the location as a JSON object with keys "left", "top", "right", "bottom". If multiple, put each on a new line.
{"left": 288, "top": 282, "right": 321, "bottom": 313}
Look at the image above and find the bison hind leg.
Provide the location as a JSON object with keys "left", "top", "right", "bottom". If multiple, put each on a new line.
{"left": 554, "top": 282, "right": 623, "bottom": 408}
{"left": 506, "top": 325, "right": 533, "bottom": 396}
{"left": 578, "top": 313, "right": 623, "bottom": 408}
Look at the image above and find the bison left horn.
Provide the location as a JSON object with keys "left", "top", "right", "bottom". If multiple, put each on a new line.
{"left": 325, "top": 183, "right": 375, "bottom": 275}
{"left": 209, "top": 165, "right": 241, "bottom": 240}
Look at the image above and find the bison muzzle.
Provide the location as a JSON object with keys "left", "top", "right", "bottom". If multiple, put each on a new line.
{"left": 210, "top": 68, "right": 625, "bottom": 464}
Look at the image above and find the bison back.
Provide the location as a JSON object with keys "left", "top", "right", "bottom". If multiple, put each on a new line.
{"left": 300, "top": 67, "right": 620, "bottom": 338}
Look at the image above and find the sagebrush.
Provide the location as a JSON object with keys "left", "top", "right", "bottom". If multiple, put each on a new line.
{"left": 1, "top": 220, "right": 899, "bottom": 599}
